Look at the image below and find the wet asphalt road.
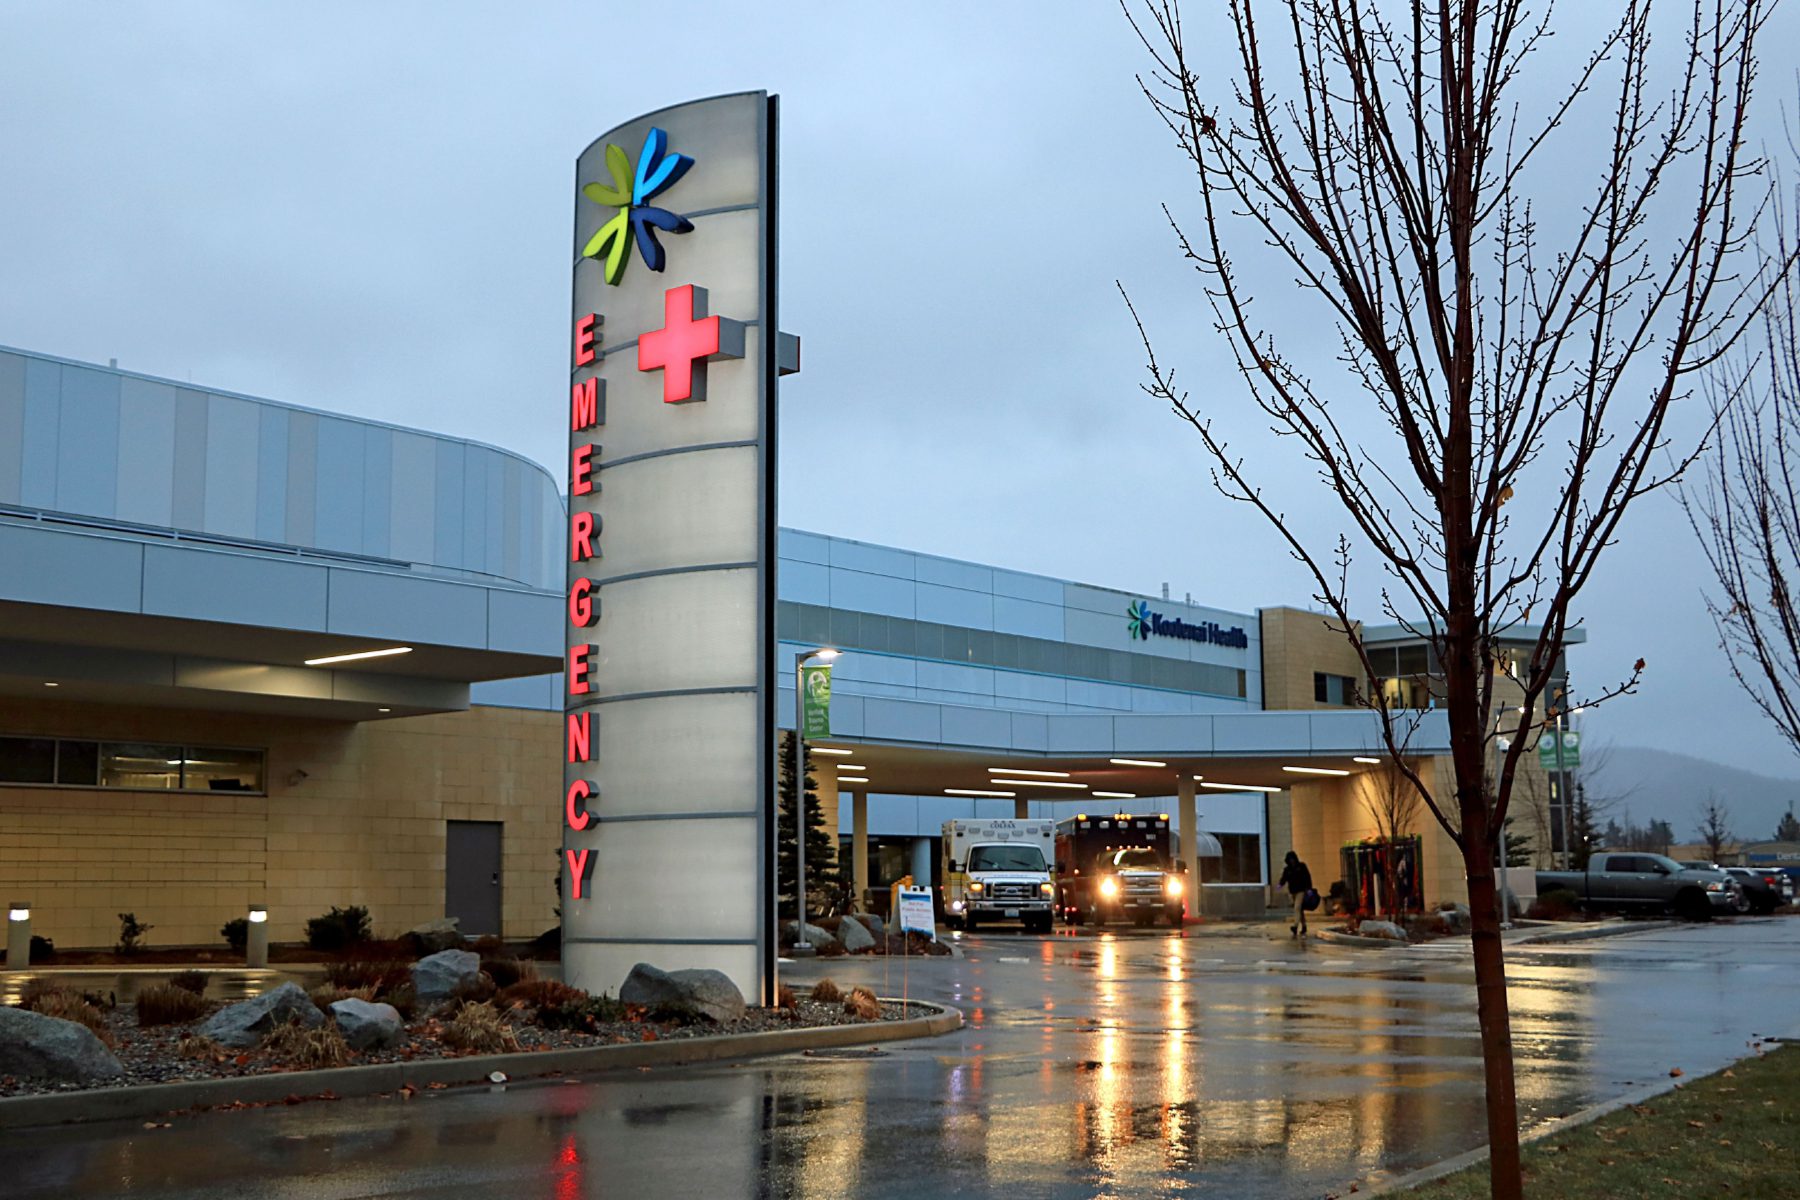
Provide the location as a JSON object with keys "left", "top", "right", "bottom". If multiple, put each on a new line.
{"left": 5, "top": 918, "right": 1798, "bottom": 1199}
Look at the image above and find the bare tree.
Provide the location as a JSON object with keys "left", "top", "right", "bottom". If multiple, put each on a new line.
{"left": 1686, "top": 189, "right": 1800, "bottom": 757}
{"left": 1122, "top": 3, "right": 1775, "bottom": 1196}
{"left": 1696, "top": 792, "right": 1733, "bottom": 860}
{"left": 1368, "top": 760, "right": 1423, "bottom": 917}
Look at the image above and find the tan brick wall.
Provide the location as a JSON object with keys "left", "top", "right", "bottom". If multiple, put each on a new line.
{"left": 1258, "top": 607, "right": 1365, "bottom": 710}
{"left": 0, "top": 699, "right": 561, "bottom": 950}
{"left": 1284, "top": 757, "right": 1470, "bottom": 908}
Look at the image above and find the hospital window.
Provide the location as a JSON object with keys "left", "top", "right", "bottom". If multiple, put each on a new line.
{"left": 1313, "top": 672, "right": 1358, "bottom": 706}
{"left": 0, "top": 736, "right": 264, "bottom": 793}
{"left": 1211, "top": 834, "right": 1264, "bottom": 884}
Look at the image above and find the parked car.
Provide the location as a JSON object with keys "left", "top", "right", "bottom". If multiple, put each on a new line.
{"left": 1723, "top": 867, "right": 1790, "bottom": 913}
{"left": 1538, "top": 853, "right": 1738, "bottom": 919}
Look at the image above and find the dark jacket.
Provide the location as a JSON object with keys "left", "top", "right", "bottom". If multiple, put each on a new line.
{"left": 1278, "top": 859, "right": 1312, "bottom": 895}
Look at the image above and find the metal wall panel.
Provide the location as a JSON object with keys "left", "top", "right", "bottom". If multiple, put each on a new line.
{"left": 0, "top": 353, "right": 29, "bottom": 505}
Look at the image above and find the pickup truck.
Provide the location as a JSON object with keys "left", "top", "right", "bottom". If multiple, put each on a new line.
{"left": 1537, "top": 852, "right": 1738, "bottom": 920}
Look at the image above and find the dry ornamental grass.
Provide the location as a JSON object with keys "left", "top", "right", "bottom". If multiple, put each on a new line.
{"left": 440, "top": 1002, "right": 521, "bottom": 1055}
{"left": 843, "top": 987, "right": 880, "bottom": 1020}
{"left": 134, "top": 982, "right": 209, "bottom": 1027}
{"left": 261, "top": 1019, "right": 350, "bottom": 1069}
{"left": 810, "top": 979, "right": 843, "bottom": 1004}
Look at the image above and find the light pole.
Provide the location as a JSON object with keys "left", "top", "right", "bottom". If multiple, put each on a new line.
{"left": 792, "top": 648, "right": 839, "bottom": 953}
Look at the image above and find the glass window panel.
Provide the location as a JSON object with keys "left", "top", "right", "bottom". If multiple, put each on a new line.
{"left": 966, "top": 629, "right": 992, "bottom": 663}
{"left": 887, "top": 617, "right": 916, "bottom": 656}
{"left": 992, "top": 633, "right": 1019, "bottom": 670}
{"left": 776, "top": 601, "right": 800, "bottom": 640}
{"left": 182, "top": 746, "right": 264, "bottom": 793}
{"left": 0, "top": 737, "right": 55, "bottom": 784}
{"left": 913, "top": 620, "right": 943, "bottom": 660}
{"left": 57, "top": 740, "right": 98, "bottom": 786}
{"left": 1397, "top": 644, "right": 1429, "bottom": 676}
{"left": 860, "top": 613, "right": 888, "bottom": 653}
{"left": 101, "top": 743, "right": 181, "bottom": 789}
{"left": 828, "top": 609, "right": 858, "bottom": 649}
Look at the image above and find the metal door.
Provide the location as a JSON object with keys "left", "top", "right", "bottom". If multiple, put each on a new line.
{"left": 445, "top": 820, "right": 503, "bottom": 937}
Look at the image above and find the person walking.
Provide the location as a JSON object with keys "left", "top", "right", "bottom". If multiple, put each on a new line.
{"left": 1278, "top": 850, "right": 1313, "bottom": 937}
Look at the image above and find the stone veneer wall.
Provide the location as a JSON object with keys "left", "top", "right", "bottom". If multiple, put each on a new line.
{"left": 0, "top": 699, "right": 560, "bottom": 950}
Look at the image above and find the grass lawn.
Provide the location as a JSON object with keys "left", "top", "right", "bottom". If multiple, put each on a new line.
{"left": 1406, "top": 1043, "right": 1800, "bottom": 1198}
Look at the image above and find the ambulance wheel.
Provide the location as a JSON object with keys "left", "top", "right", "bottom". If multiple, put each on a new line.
{"left": 964, "top": 913, "right": 979, "bottom": 932}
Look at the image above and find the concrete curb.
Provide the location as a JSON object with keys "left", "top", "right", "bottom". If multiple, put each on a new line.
{"left": 1508, "top": 919, "right": 1674, "bottom": 945}
{"left": 0, "top": 1000, "right": 962, "bottom": 1132}
{"left": 1312, "top": 930, "right": 1403, "bottom": 949}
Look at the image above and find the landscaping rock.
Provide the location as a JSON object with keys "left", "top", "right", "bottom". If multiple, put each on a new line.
{"left": 196, "top": 981, "right": 322, "bottom": 1049}
{"left": 329, "top": 998, "right": 403, "bottom": 1051}
{"left": 619, "top": 962, "right": 746, "bottom": 1023}
{"left": 412, "top": 949, "right": 483, "bottom": 1001}
{"left": 780, "top": 921, "right": 839, "bottom": 951}
{"left": 0, "top": 1005, "right": 123, "bottom": 1082}
{"left": 1358, "top": 919, "right": 1408, "bottom": 941}
{"left": 838, "top": 915, "right": 876, "bottom": 952}
{"left": 856, "top": 912, "right": 885, "bottom": 936}
{"left": 406, "top": 917, "right": 464, "bottom": 955}
{"left": 1436, "top": 903, "right": 1472, "bottom": 932}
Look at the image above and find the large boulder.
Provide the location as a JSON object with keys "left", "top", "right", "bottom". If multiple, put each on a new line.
{"left": 196, "top": 981, "right": 322, "bottom": 1049}
{"left": 329, "top": 998, "right": 404, "bottom": 1051}
{"left": 406, "top": 917, "right": 464, "bottom": 955}
{"left": 856, "top": 912, "right": 885, "bottom": 937}
{"left": 1436, "top": 903, "right": 1472, "bottom": 933}
{"left": 1357, "top": 919, "right": 1408, "bottom": 941}
{"left": 838, "top": 915, "right": 876, "bottom": 953}
{"left": 412, "top": 949, "right": 483, "bottom": 1001}
{"left": 620, "top": 963, "right": 746, "bottom": 1023}
{"left": 0, "top": 1006, "right": 122, "bottom": 1082}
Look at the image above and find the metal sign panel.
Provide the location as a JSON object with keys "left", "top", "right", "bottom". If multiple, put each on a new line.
{"left": 563, "top": 93, "right": 779, "bottom": 1003}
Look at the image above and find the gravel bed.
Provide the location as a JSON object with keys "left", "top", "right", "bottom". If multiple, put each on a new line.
{"left": 0, "top": 995, "right": 926, "bottom": 1098}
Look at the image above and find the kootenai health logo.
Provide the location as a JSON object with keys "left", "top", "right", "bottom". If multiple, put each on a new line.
{"left": 581, "top": 126, "right": 695, "bottom": 286}
{"left": 1127, "top": 600, "right": 1152, "bottom": 641}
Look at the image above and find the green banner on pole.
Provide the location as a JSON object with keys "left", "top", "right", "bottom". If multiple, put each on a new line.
{"left": 801, "top": 664, "right": 832, "bottom": 739}
{"left": 1538, "top": 729, "right": 1579, "bottom": 769}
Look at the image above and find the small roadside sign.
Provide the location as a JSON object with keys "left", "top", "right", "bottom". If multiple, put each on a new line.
{"left": 896, "top": 886, "right": 936, "bottom": 941}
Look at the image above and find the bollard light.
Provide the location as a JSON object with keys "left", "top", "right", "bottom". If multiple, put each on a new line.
{"left": 5, "top": 901, "right": 30, "bottom": 971}
{"left": 246, "top": 905, "right": 269, "bottom": 968}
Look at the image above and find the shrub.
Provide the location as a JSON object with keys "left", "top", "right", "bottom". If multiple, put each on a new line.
{"left": 308, "top": 983, "right": 375, "bottom": 1014}
{"left": 810, "top": 978, "right": 842, "bottom": 1005}
{"left": 538, "top": 993, "right": 627, "bottom": 1033}
{"left": 324, "top": 956, "right": 409, "bottom": 993}
{"left": 843, "top": 987, "right": 880, "bottom": 1020}
{"left": 168, "top": 970, "right": 208, "bottom": 996}
{"left": 441, "top": 1002, "right": 521, "bottom": 1054}
{"left": 496, "top": 978, "right": 585, "bottom": 1015}
{"left": 1529, "top": 886, "right": 1581, "bottom": 921}
{"left": 135, "top": 982, "right": 208, "bottom": 1026}
{"left": 305, "top": 905, "right": 372, "bottom": 953}
{"left": 263, "top": 1017, "right": 350, "bottom": 1068}
{"left": 450, "top": 972, "right": 497, "bottom": 1004}
{"left": 23, "top": 986, "right": 111, "bottom": 1043}
{"left": 177, "top": 1033, "right": 223, "bottom": 1061}
{"left": 481, "top": 955, "right": 533, "bottom": 990}
{"left": 220, "top": 917, "right": 249, "bottom": 953}
{"left": 384, "top": 983, "right": 418, "bottom": 1021}
{"left": 116, "top": 912, "right": 153, "bottom": 956}
{"left": 775, "top": 984, "right": 797, "bottom": 1011}
{"left": 28, "top": 935, "right": 55, "bottom": 963}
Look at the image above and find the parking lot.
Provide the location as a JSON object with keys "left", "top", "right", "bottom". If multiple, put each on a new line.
{"left": 9, "top": 917, "right": 1798, "bottom": 1199}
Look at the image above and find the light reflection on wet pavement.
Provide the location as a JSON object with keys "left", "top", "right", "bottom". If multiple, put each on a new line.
{"left": 4, "top": 919, "right": 1797, "bottom": 1198}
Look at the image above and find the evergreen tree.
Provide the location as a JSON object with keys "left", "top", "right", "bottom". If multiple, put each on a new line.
{"left": 1570, "top": 789, "right": 1601, "bottom": 869}
{"left": 1502, "top": 818, "right": 1532, "bottom": 868}
{"left": 1647, "top": 820, "right": 1675, "bottom": 856}
{"left": 777, "top": 732, "right": 839, "bottom": 916}
{"left": 1776, "top": 810, "right": 1800, "bottom": 842}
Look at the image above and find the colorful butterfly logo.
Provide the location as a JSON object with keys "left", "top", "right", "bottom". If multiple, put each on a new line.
{"left": 581, "top": 127, "right": 695, "bottom": 286}
{"left": 1128, "top": 600, "right": 1153, "bottom": 641}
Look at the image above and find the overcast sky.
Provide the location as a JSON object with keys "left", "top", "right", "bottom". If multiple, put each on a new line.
{"left": 3, "top": 2, "right": 1797, "bottom": 779}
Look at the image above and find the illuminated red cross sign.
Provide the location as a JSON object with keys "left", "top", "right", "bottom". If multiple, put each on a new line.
{"left": 636, "top": 283, "right": 747, "bottom": 404}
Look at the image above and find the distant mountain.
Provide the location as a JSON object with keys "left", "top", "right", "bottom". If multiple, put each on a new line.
{"left": 1583, "top": 745, "right": 1800, "bottom": 845}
